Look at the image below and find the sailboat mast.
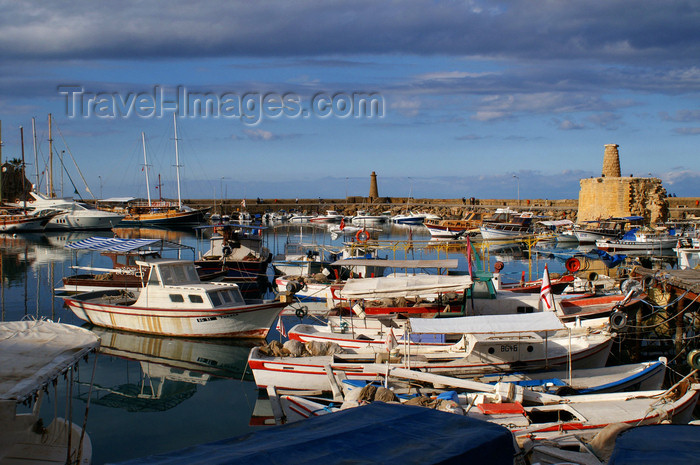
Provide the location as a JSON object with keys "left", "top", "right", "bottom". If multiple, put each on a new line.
{"left": 0, "top": 120, "right": 3, "bottom": 205}
{"left": 20, "top": 126, "right": 26, "bottom": 213}
{"left": 172, "top": 114, "right": 182, "bottom": 209}
{"left": 31, "top": 117, "right": 38, "bottom": 191}
{"left": 48, "top": 113, "right": 54, "bottom": 197}
{"left": 141, "top": 132, "right": 152, "bottom": 206}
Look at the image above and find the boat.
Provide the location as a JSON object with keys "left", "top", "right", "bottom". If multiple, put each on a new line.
{"left": 392, "top": 211, "right": 427, "bottom": 225}
{"left": 272, "top": 241, "right": 332, "bottom": 277}
{"left": 0, "top": 209, "right": 58, "bottom": 232}
{"left": 596, "top": 228, "right": 678, "bottom": 251}
{"left": 272, "top": 377, "right": 700, "bottom": 442}
{"left": 572, "top": 217, "right": 643, "bottom": 243}
{"left": 115, "top": 402, "right": 518, "bottom": 465}
{"left": 61, "top": 258, "right": 287, "bottom": 338}
{"left": 98, "top": 120, "right": 209, "bottom": 227}
{"left": 287, "top": 213, "right": 315, "bottom": 223}
{"left": 479, "top": 211, "right": 535, "bottom": 240}
{"left": 249, "top": 312, "right": 613, "bottom": 391}
{"left": 606, "top": 424, "right": 700, "bottom": 465}
{"left": 17, "top": 191, "right": 124, "bottom": 230}
{"left": 308, "top": 210, "right": 344, "bottom": 224}
{"left": 0, "top": 319, "right": 99, "bottom": 465}
{"left": 194, "top": 224, "right": 272, "bottom": 298}
{"left": 423, "top": 211, "right": 484, "bottom": 238}
{"left": 351, "top": 210, "right": 388, "bottom": 226}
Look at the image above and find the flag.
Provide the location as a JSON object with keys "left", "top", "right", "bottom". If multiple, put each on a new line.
{"left": 241, "top": 199, "right": 246, "bottom": 208}
{"left": 339, "top": 217, "right": 345, "bottom": 230}
{"left": 539, "top": 264, "right": 554, "bottom": 310}
{"left": 466, "top": 235, "right": 473, "bottom": 278}
{"left": 385, "top": 328, "right": 397, "bottom": 352}
{"left": 276, "top": 316, "right": 287, "bottom": 338}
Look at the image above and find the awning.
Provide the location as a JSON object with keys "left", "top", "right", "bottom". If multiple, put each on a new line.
{"left": 538, "top": 220, "right": 573, "bottom": 227}
{"left": 65, "top": 236, "right": 192, "bottom": 253}
{"left": 340, "top": 275, "right": 472, "bottom": 299}
{"left": 99, "top": 197, "right": 137, "bottom": 203}
{"left": 333, "top": 258, "right": 459, "bottom": 269}
{"left": 409, "top": 312, "right": 565, "bottom": 334}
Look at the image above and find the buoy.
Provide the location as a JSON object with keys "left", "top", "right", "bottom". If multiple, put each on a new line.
{"left": 494, "top": 261, "right": 504, "bottom": 272}
{"left": 356, "top": 229, "right": 370, "bottom": 243}
{"left": 222, "top": 245, "right": 232, "bottom": 256}
{"left": 295, "top": 306, "right": 308, "bottom": 319}
{"left": 565, "top": 257, "right": 581, "bottom": 273}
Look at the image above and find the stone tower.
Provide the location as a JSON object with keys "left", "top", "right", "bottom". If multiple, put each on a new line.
{"left": 602, "top": 144, "right": 621, "bottom": 177}
{"left": 369, "top": 171, "right": 378, "bottom": 200}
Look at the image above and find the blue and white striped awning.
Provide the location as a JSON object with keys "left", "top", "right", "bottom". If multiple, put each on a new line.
{"left": 65, "top": 237, "right": 162, "bottom": 252}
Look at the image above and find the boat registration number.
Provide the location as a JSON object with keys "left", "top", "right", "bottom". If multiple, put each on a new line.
{"left": 500, "top": 345, "right": 518, "bottom": 352}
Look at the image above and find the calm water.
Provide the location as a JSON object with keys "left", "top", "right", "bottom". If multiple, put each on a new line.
{"left": 0, "top": 224, "right": 653, "bottom": 464}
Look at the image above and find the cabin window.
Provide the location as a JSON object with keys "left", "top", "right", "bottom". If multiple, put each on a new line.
{"left": 220, "top": 291, "right": 233, "bottom": 303}
{"left": 159, "top": 267, "right": 174, "bottom": 285}
{"left": 188, "top": 294, "right": 204, "bottom": 303}
{"left": 172, "top": 266, "right": 187, "bottom": 283}
{"left": 516, "top": 306, "right": 535, "bottom": 313}
{"left": 209, "top": 292, "right": 222, "bottom": 307}
{"left": 148, "top": 268, "right": 160, "bottom": 285}
{"left": 230, "top": 290, "right": 244, "bottom": 304}
{"left": 169, "top": 294, "right": 184, "bottom": 303}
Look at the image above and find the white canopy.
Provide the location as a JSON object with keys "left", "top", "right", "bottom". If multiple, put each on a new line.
{"left": 339, "top": 275, "right": 472, "bottom": 299}
{"left": 538, "top": 220, "right": 574, "bottom": 227}
{"left": 0, "top": 320, "right": 100, "bottom": 402}
{"left": 409, "top": 312, "right": 565, "bottom": 334}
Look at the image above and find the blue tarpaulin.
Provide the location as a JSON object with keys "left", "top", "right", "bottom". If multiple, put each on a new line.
{"left": 592, "top": 249, "right": 627, "bottom": 268}
{"left": 111, "top": 402, "right": 516, "bottom": 465}
{"left": 609, "top": 425, "right": 700, "bottom": 465}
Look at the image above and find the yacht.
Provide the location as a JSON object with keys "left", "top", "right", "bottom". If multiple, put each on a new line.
{"left": 20, "top": 191, "right": 124, "bottom": 230}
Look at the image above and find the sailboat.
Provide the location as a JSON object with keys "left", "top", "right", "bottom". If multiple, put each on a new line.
{"left": 103, "top": 115, "right": 209, "bottom": 227}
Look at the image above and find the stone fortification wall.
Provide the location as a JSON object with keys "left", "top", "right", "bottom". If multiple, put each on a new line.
{"left": 578, "top": 177, "right": 667, "bottom": 224}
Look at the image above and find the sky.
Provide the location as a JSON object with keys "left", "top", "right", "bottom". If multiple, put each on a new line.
{"left": 0, "top": 0, "right": 699, "bottom": 201}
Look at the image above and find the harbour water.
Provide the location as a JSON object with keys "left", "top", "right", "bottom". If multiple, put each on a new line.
{"left": 0, "top": 223, "right": 680, "bottom": 464}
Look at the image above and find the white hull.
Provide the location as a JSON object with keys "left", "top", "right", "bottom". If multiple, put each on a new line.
{"left": 479, "top": 225, "right": 529, "bottom": 240}
{"left": 596, "top": 237, "right": 677, "bottom": 251}
{"left": 45, "top": 212, "right": 124, "bottom": 230}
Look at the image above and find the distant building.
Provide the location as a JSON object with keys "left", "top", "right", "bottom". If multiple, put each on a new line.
{"left": 577, "top": 144, "right": 667, "bottom": 224}
{"left": 369, "top": 171, "right": 379, "bottom": 200}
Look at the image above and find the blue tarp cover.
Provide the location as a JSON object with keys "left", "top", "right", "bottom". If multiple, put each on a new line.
{"left": 608, "top": 425, "right": 700, "bottom": 465}
{"left": 112, "top": 402, "right": 515, "bottom": 465}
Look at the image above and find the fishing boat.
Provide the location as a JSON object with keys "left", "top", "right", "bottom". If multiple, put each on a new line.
{"left": 572, "top": 217, "right": 643, "bottom": 243}
{"left": 18, "top": 191, "right": 124, "bottom": 230}
{"left": 272, "top": 242, "right": 332, "bottom": 277}
{"left": 0, "top": 209, "right": 58, "bottom": 232}
{"left": 595, "top": 228, "right": 678, "bottom": 251}
{"left": 61, "top": 258, "right": 286, "bottom": 338}
{"left": 0, "top": 319, "right": 99, "bottom": 465}
{"left": 479, "top": 211, "right": 535, "bottom": 240}
{"left": 249, "top": 313, "right": 613, "bottom": 391}
{"left": 272, "top": 376, "right": 699, "bottom": 442}
{"left": 423, "top": 211, "right": 484, "bottom": 238}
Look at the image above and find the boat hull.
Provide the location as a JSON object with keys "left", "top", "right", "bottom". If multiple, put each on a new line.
{"left": 62, "top": 292, "right": 286, "bottom": 338}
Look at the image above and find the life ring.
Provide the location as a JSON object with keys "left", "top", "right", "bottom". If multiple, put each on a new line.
{"left": 687, "top": 349, "right": 700, "bottom": 370}
{"left": 609, "top": 310, "right": 628, "bottom": 331}
{"left": 565, "top": 257, "right": 581, "bottom": 273}
{"left": 494, "top": 261, "right": 504, "bottom": 272}
{"left": 295, "top": 307, "right": 308, "bottom": 319}
{"left": 285, "top": 282, "right": 295, "bottom": 293}
{"left": 222, "top": 245, "right": 232, "bottom": 257}
{"left": 356, "top": 229, "right": 370, "bottom": 243}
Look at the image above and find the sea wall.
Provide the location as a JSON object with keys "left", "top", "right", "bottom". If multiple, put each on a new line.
{"left": 577, "top": 177, "right": 668, "bottom": 223}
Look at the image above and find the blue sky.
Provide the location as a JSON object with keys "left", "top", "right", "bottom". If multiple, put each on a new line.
{"left": 0, "top": 0, "right": 699, "bottom": 201}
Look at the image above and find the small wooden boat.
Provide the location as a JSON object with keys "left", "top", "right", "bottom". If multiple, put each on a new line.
{"left": 61, "top": 258, "right": 286, "bottom": 338}
{"left": 249, "top": 313, "right": 613, "bottom": 391}
{"left": 0, "top": 319, "right": 99, "bottom": 465}
{"left": 423, "top": 211, "right": 484, "bottom": 238}
{"left": 0, "top": 209, "right": 58, "bottom": 232}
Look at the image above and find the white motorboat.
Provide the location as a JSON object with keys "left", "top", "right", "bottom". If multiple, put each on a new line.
{"left": 0, "top": 319, "right": 99, "bottom": 465}
{"left": 309, "top": 210, "right": 344, "bottom": 223}
{"left": 392, "top": 211, "right": 427, "bottom": 225}
{"left": 19, "top": 191, "right": 124, "bottom": 230}
{"left": 596, "top": 228, "right": 678, "bottom": 251}
{"left": 351, "top": 210, "right": 388, "bottom": 226}
{"left": 61, "top": 258, "right": 286, "bottom": 338}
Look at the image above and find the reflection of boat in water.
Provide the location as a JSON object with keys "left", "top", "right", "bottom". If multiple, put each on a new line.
{"left": 79, "top": 327, "right": 257, "bottom": 412}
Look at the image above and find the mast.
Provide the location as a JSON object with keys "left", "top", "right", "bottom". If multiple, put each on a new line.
{"left": 173, "top": 114, "right": 182, "bottom": 209}
{"left": 20, "top": 126, "right": 26, "bottom": 213}
{"left": 141, "top": 132, "right": 152, "bottom": 206}
{"left": 31, "top": 117, "right": 38, "bottom": 191}
{"left": 0, "top": 119, "right": 3, "bottom": 205}
{"left": 48, "top": 113, "right": 54, "bottom": 197}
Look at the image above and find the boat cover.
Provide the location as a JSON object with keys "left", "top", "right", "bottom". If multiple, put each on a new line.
{"left": 409, "top": 311, "right": 565, "bottom": 334}
{"left": 113, "top": 402, "right": 516, "bottom": 465}
{"left": 333, "top": 258, "right": 459, "bottom": 269}
{"left": 0, "top": 320, "right": 99, "bottom": 402}
{"left": 538, "top": 220, "right": 574, "bottom": 227}
{"left": 608, "top": 425, "right": 700, "bottom": 465}
{"left": 339, "top": 275, "right": 472, "bottom": 299}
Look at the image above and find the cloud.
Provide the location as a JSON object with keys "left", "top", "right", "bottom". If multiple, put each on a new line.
{"left": 556, "top": 119, "right": 586, "bottom": 130}
{"left": 241, "top": 128, "right": 300, "bottom": 141}
{"left": 673, "top": 127, "right": 700, "bottom": 135}
{"left": 660, "top": 110, "right": 700, "bottom": 122}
